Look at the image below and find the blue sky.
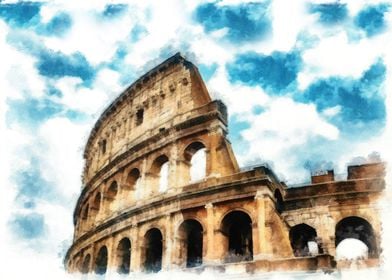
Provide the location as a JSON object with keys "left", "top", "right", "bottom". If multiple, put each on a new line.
{"left": 0, "top": 0, "right": 391, "bottom": 279}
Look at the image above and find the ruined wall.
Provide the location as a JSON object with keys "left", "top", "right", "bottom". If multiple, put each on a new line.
{"left": 66, "top": 54, "right": 385, "bottom": 276}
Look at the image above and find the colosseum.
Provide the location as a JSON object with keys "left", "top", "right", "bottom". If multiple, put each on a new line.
{"left": 65, "top": 53, "right": 385, "bottom": 277}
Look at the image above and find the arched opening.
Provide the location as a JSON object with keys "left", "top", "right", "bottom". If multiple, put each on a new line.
{"left": 94, "top": 246, "right": 108, "bottom": 275}
{"left": 184, "top": 142, "right": 206, "bottom": 182}
{"left": 144, "top": 228, "right": 163, "bottom": 273}
{"left": 82, "top": 204, "right": 89, "bottom": 220}
{"left": 92, "top": 193, "right": 101, "bottom": 212}
{"left": 274, "top": 189, "right": 284, "bottom": 213}
{"left": 335, "top": 216, "right": 377, "bottom": 259}
{"left": 178, "top": 219, "right": 203, "bottom": 268}
{"left": 151, "top": 155, "right": 169, "bottom": 193}
{"left": 107, "top": 181, "right": 118, "bottom": 200}
{"left": 105, "top": 181, "right": 118, "bottom": 214}
{"left": 221, "top": 211, "right": 253, "bottom": 262}
{"left": 289, "top": 223, "right": 321, "bottom": 257}
{"left": 116, "top": 238, "right": 131, "bottom": 274}
{"left": 81, "top": 254, "right": 90, "bottom": 274}
{"left": 126, "top": 168, "right": 141, "bottom": 190}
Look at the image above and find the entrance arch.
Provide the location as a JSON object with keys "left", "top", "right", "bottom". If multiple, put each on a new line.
{"left": 289, "top": 223, "right": 320, "bottom": 257}
{"left": 335, "top": 216, "right": 377, "bottom": 259}
{"left": 116, "top": 238, "right": 131, "bottom": 274}
{"left": 221, "top": 211, "right": 253, "bottom": 262}
{"left": 144, "top": 228, "right": 163, "bottom": 273}
{"left": 94, "top": 246, "right": 108, "bottom": 275}
{"left": 177, "top": 219, "right": 203, "bottom": 267}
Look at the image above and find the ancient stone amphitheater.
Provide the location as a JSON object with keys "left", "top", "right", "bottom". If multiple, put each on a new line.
{"left": 65, "top": 53, "right": 385, "bottom": 277}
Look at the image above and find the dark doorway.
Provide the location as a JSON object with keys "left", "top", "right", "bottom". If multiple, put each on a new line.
{"left": 144, "top": 228, "right": 163, "bottom": 273}
{"left": 81, "top": 254, "right": 90, "bottom": 274}
{"left": 289, "top": 223, "right": 320, "bottom": 257}
{"left": 94, "top": 246, "right": 108, "bottom": 275}
{"left": 221, "top": 211, "right": 253, "bottom": 262}
{"left": 178, "top": 219, "right": 203, "bottom": 267}
{"left": 117, "top": 238, "right": 131, "bottom": 274}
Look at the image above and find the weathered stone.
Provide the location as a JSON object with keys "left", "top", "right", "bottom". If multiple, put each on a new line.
{"left": 65, "top": 53, "right": 385, "bottom": 276}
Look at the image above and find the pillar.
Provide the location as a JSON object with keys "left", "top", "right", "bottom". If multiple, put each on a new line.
{"left": 254, "top": 190, "right": 273, "bottom": 260}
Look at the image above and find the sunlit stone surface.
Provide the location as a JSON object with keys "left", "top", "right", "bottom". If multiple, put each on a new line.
{"left": 65, "top": 54, "right": 385, "bottom": 277}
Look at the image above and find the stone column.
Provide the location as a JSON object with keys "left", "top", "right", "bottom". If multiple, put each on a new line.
{"left": 204, "top": 203, "right": 218, "bottom": 264}
{"left": 131, "top": 226, "right": 142, "bottom": 272}
{"left": 254, "top": 190, "right": 273, "bottom": 260}
{"left": 163, "top": 214, "right": 173, "bottom": 270}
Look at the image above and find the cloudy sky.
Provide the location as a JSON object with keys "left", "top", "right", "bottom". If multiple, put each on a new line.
{"left": 0, "top": 0, "right": 391, "bottom": 279}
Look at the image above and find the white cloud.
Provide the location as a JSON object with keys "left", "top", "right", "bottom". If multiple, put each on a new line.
{"left": 208, "top": 66, "right": 270, "bottom": 117}
{"left": 54, "top": 68, "right": 121, "bottom": 115}
{"left": 38, "top": 117, "right": 89, "bottom": 200}
{"left": 0, "top": 22, "right": 46, "bottom": 99}
{"left": 239, "top": 97, "right": 339, "bottom": 181}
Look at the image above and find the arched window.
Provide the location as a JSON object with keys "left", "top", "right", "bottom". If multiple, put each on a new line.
{"left": 94, "top": 246, "right": 108, "bottom": 275}
{"left": 81, "top": 254, "right": 90, "bottom": 274}
{"left": 116, "top": 238, "right": 131, "bottom": 274}
{"left": 82, "top": 204, "right": 89, "bottom": 220}
{"left": 289, "top": 223, "right": 320, "bottom": 257}
{"left": 178, "top": 219, "right": 203, "bottom": 268}
{"left": 335, "top": 216, "right": 377, "bottom": 260}
{"left": 184, "top": 142, "right": 206, "bottom": 182}
{"left": 107, "top": 181, "right": 118, "bottom": 200}
{"left": 92, "top": 192, "right": 101, "bottom": 212}
{"left": 151, "top": 155, "right": 169, "bottom": 193}
{"left": 221, "top": 211, "right": 253, "bottom": 262}
{"left": 274, "top": 189, "right": 284, "bottom": 213}
{"left": 126, "top": 169, "right": 141, "bottom": 190}
{"left": 144, "top": 228, "right": 163, "bottom": 273}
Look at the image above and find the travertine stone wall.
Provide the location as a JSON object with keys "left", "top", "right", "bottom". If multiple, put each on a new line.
{"left": 65, "top": 54, "right": 385, "bottom": 276}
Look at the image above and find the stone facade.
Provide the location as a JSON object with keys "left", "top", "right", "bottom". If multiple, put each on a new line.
{"left": 65, "top": 53, "right": 385, "bottom": 276}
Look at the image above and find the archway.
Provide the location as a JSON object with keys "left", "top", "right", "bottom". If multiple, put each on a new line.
{"left": 105, "top": 181, "right": 118, "bottom": 214}
{"left": 221, "top": 211, "right": 253, "bottom": 262}
{"left": 116, "top": 238, "right": 131, "bottom": 274}
{"left": 92, "top": 192, "right": 101, "bottom": 212}
{"left": 178, "top": 219, "right": 203, "bottom": 267}
{"left": 289, "top": 223, "right": 320, "bottom": 257}
{"left": 335, "top": 216, "right": 377, "bottom": 259}
{"left": 184, "top": 142, "right": 206, "bottom": 182}
{"left": 151, "top": 155, "right": 169, "bottom": 193}
{"left": 81, "top": 254, "right": 90, "bottom": 274}
{"left": 94, "top": 246, "right": 108, "bottom": 275}
{"left": 126, "top": 168, "right": 141, "bottom": 190}
{"left": 144, "top": 228, "right": 163, "bottom": 273}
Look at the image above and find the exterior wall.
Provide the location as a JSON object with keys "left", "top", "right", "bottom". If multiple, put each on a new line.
{"left": 66, "top": 54, "right": 385, "bottom": 276}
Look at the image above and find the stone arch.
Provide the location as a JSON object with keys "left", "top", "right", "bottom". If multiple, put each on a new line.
{"left": 92, "top": 192, "right": 101, "bottom": 211}
{"left": 289, "top": 223, "right": 321, "bottom": 257}
{"left": 126, "top": 168, "right": 141, "bottom": 191}
{"left": 221, "top": 210, "right": 253, "bottom": 262}
{"left": 124, "top": 168, "right": 141, "bottom": 203}
{"left": 104, "top": 181, "right": 118, "bottom": 214}
{"left": 81, "top": 254, "right": 91, "bottom": 274}
{"left": 106, "top": 181, "right": 118, "bottom": 200}
{"left": 184, "top": 141, "right": 207, "bottom": 183}
{"left": 81, "top": 204, "right": 89, "bottom": 220}
{"left": 94, "top": 246, "right": 108, "bottom": 275}
{"left": 150, "top": 155, "right": 170, "bottom": 193}
{"left": 116, "top": 237, "right": 131, "bottom": 274}
{"left": 335, "top": 216, "right": 377, "bottom": 258}
{"left": 177, "top": 219, "right": 203, "bottom": 268}
{"left": 143, "top": 228, "right": 163, "bottom": 273}
{"left": 80, "top": 204, "right": 89, "bottom": 232}
{"left": 274, "top": 189, "right": 284, "bottom": 213}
